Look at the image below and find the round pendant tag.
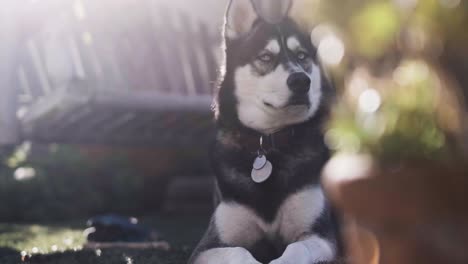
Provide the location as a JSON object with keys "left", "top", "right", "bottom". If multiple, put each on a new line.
{"left": 251, "top": 161, "right": 273, "bottom": 183}
{"left": 253, "top": 155, "right": 267, "bottom": 170}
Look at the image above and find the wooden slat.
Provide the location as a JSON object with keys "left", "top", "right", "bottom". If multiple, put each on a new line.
{"left": 93, "top": 89, "right": 212, "bottom": 112}
{"left": 157, "top": 7, "right": 189, "bottom": 95}
{"left": 27, "top": 39, "right": 53, "bottom": 94}
{"left": 20, "top": 86, "right": 214, "bottom": 146}
{"left": 47, "top": 105, "right": 94, "bottom": 139}
{"left": 67, "top": 34, "right": 86, "bottom": 80}
{"left": 0, "top": 1, "right": 22, "bottom": 146}
{"left": 148, "top": 4, "right": 172, "bottom": 93}
{"left": 19, "top": 43, "right": 46, "bottom": 98}
{"left": 198, "top": 22, "right": 219, "bottom": 94}
{"left": 17, "top": 66, "right": 34, "bottom": 104}
{"left": 180, "top": 14, "right": 205, "bottom": 95}
{"left": 73, "top": 30, "right": 101, "bottom": 81}
{"left": 96, "top": 111, "right": 137, "bottom": 139}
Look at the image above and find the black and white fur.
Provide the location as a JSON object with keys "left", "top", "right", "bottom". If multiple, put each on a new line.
{"left": 189, "top": 0, "right": 340, "bottom": 263}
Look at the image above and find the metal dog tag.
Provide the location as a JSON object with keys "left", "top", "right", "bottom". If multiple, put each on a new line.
{"left": 253, "top": 155, "right": 267, "bottom": 170}
{"left": 251, "top": 160, "right": 273, "bottom": 183}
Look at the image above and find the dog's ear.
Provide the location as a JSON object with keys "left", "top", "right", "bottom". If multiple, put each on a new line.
{"left": 252, "top": 0, "right": 292, "bottom": 24}
{"left": 224, "top": 0, "right": 258, "bottom": 39}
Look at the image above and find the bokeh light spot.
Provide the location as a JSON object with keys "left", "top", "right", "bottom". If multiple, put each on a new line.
{"left": 439, "top": 0, "right": 461, "bottom": 9}
{"left": 82, "top": 32, "right": 93, "bottom": 46}
{"left": 14, "top": 167, "right": 36, "bottom": 181}
{"left": 393, "top": 0, "right": 418, "bottom": 10}
{"left": 73, "top": 0, "right": 87, "bottom": 20}
{"left": 318, "top": 35, "right": 345, "bottom": 66}
{"left": 359, "top": 89, "right": 382, "bottom": 113}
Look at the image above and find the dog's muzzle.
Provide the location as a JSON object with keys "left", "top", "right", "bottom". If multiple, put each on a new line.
{"left": 287, "top": 72, "right": 311, "bottom": 95}
{"left": 287, "top": 72, "right": 311, "bottom": 106}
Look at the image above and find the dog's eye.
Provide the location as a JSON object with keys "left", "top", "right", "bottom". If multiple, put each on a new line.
{"left": 297, "top": 51, "right": 309, "bottom": 61}
{"left": 258, "top": 53, "right": 274, "bottom": 63}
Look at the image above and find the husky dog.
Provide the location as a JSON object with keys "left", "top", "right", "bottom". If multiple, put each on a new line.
{"left": 189, "top": 0, "right": 340, "bottom": 263}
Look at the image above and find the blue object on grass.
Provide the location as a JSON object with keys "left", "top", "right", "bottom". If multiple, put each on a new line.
{"left": 85, "top": 214, "right": 158, "bottom": 243}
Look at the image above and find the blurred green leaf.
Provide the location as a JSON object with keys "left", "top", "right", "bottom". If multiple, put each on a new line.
{"left": 351, "top": 2, "right": 400, "bottom": 58}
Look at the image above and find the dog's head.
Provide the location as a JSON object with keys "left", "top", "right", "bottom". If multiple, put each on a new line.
{"left": 216, "top": 0, "right": 331, "bottom": 134}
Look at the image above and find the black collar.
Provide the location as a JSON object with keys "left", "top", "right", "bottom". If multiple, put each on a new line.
{"left": 221, "top": 125, "right": 306, "bottom": 154}
{"left": 218, "top": 108, "right": 328, "bottom": 154}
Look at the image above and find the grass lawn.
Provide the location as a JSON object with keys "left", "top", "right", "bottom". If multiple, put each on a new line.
{"left": 0, "top": 215, "right": 209, "bottom": 264}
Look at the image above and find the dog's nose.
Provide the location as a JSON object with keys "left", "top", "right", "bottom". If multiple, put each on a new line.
{"left": 287, "top": 72, "right": 311, "bottom": 94}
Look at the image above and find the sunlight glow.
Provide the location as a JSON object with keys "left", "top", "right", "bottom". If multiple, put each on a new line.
{"left": 14, "top": 167, "right": 36, "bottom": 181}
{"left": 393, "top": 61, "right": 429, "bottom": 86}
{"left": 318, "top": 35, "right": 345, "bottom": 66}
{"left": 393, "top": 0, "right": 418, "bottom": 10}
{"left": 73, "top": 0, "right": 87, "bottom": 20}
{"left": 349, "top": 73, "right": 370, "bottom": 100}
{"left": 82, "top": 32, "right": 93, "bottom": 46}
{"left": 324, "top": 153, "right": 373, "bottom": 183}
{"left": 63, "top": 237, "right": 73, "bottom": 246}
{"left": 325, "top": 129, "right": 362, "bottom": 153}
{"left": 311, "top": 24, "right": 334, "bottom": 46}
{"left": 125, "top": 256, "right": 134, "bottom": 264}
{"left": 359, "top": 89, "right": 382, "bottom": 113}
{"left": 440, "top": 0, "right": 461, "bottom": 9}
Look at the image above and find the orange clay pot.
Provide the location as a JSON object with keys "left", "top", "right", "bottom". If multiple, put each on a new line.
{"left": 322, "top": 154, "right": 468, "bottom": 264}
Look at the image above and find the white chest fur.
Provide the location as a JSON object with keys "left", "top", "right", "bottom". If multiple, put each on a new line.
{"left": 214, "top": 187, "right": 325, "bottom": 248}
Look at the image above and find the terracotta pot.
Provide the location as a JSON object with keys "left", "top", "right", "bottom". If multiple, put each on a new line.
{"left": 322, "top": 154, "right": 468, "bottom": 264}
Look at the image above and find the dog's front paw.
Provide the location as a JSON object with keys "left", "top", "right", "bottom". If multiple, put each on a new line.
{"left": 269, "top": 243, "right": 310, "bottom": 264}
{"left": 269, "top": 239, "right": 336, "bottom": 264}
{"left": 225, "top": 247, "right": 262, "bottom": 264}
{"left": 195, "top": 247, "right": 261, "bottom": 264}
